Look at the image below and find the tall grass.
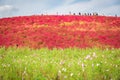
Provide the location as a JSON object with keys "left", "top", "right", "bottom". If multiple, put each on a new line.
{"left": 0, "top": 47, "right": 120, "bottom": 80}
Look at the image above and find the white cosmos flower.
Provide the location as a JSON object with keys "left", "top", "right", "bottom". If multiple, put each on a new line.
{"left": 93, "top": 52, "right": 97, "bottom": 57}
{"left": 85, "top": 55, "right": 91, "bottom": 60}
{"left": 82, "top": 63, "right": 85, "bottom": 68}
{"left": 64, "top": 76, "right": 67, "bottom": 78}
{"left": 62, "top": 68, "right": 66, "bottom": 72}
{"left": 96, "top": 63, "right": 100, "bottom": 66}
{"left": 70, "top": 73, "right": 73, "bottom": 76}
{"left": 92, "top": 64, "right": 94, "bottom": 67}
{"left": 58, "top": 70, "right": 61, "bottom": 73}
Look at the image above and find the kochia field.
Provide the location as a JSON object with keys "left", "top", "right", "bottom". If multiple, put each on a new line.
{"left": 0, "top": 15, "right": 120, "bottom": 49}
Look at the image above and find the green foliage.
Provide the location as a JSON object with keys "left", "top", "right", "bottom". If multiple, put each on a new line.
{"left": 0, "top": 47, "right": 120, "bottom": 80}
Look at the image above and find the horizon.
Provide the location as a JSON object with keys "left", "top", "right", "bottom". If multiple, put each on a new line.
{"left": 0, "top": 13, "right": 119, "bottom": 19}
{"left": 0, "top": 0, "right": 120, "bottom": 18}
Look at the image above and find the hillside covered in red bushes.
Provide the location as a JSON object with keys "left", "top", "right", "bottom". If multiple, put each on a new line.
{"left": 0, "top": 15, "right": 120, "bottom": 49}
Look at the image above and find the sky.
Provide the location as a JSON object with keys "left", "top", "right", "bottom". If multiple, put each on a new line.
{"left": 0, "top": 0, "right": 120, "bottom": 18}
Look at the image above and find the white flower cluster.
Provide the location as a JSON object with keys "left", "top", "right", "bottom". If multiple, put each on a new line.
{"left": 85, "top": 52, "right": 97, "bottom": 60}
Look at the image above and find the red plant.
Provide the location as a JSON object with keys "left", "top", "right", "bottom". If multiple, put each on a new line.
{"left": 0, "top": 15, "right": 120, "bottom": 49}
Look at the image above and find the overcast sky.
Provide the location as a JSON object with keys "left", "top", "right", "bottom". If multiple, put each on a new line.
{"left": 0, "top": 0, "right": 120, "bottom": 18}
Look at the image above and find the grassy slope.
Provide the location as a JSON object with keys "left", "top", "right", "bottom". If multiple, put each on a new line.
{"left": 0, "top": 47, "right": 120, "bottom": 80}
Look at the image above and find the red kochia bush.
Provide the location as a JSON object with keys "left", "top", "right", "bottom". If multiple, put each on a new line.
{"left": 0, "top": 15, "right": 120, "bottom": 49}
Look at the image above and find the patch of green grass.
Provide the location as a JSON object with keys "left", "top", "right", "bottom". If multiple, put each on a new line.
{"left": 0, "top": 47, "right": 120, "bottom": 80}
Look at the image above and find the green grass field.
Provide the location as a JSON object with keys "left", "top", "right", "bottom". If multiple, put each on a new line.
{"left": 0, "top": 47, "right": 120, "bottom": 80}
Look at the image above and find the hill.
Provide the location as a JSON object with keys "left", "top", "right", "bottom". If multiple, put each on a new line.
{"left": 0, "top": 15, "right": 120, "bottom": 49}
